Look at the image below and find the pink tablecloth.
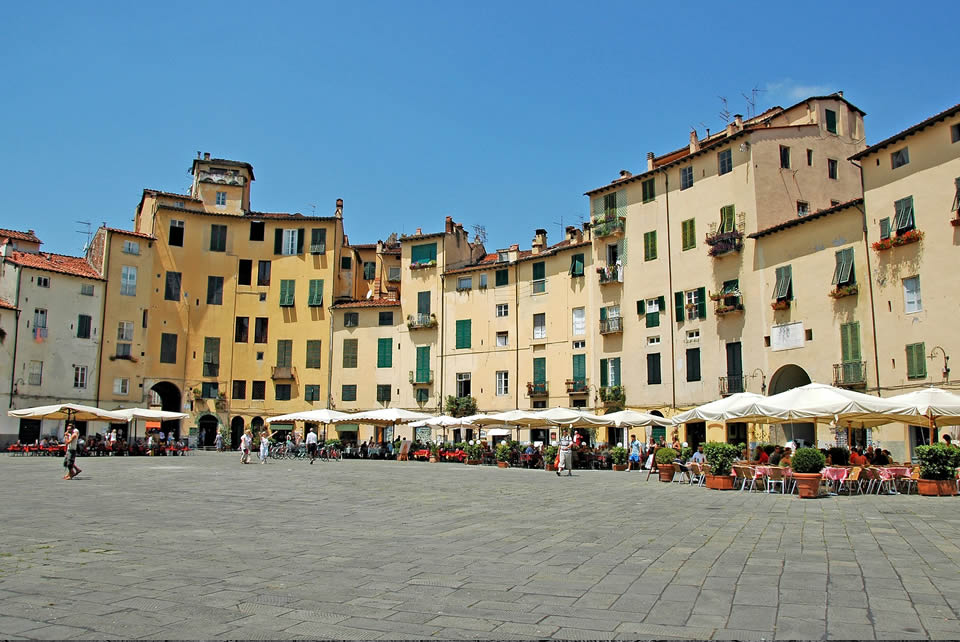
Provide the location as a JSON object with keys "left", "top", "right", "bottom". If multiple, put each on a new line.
{"left": 822, "top": 467, "right": 849, "bottom": 483}
{"left": 878, "top": 466, "right": 911, "bottom": 481}
{"left": 755, "top": 466, "right": 792, "bottom": 477}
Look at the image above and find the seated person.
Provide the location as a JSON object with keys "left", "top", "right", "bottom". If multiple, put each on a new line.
{"left": 524, "top": 444, "right": 535, "bottom": 455}
{"left": 691, "top": 445, "right": 706, "bottom": 463}
{"left": 756, "top": 448, "right": 769, "bottom": 464}
{"left": 768, "top": 446, "right": 783, "bottom": 466}
{"left": 779, "top": 448, "right": 792, "bottom": 466}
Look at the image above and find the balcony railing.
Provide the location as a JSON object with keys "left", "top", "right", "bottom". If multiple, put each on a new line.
{"left": 592, "top": 216, "right": 625, "bottom": 238}
{"left": 526, "top": 382, "right": 549, "bottom": 397}
{"left": 597, "top": 265, "right": 622, "bottom": 284}
{"left": 833, "top": 361, "right": 867, "bottom": 389}
{"left": 410, "top": 260, "right": 437, "bottom": 270}
{"left": 309, "top": 243, "right": 326, "bottom": 254}
{"left": 271, "top": 366, "right": 297, "bottom": 380}
{"left": 705, "top": 229, "right": 744, "bottom": 257}
{"left": 599, "top": 317, "right": 623, "bottom": 334}
{"left": 406, "top": 313, "right": 437, "bottom": 329}
{"left": 409, "top": 370, "right": 434, "bottom": 384}
{"left": 719, "top": 375, "right": 745, "bottom": 397}
{"left": 565, "top": 378, "right": 589, "bottom": 394}
{"left": 712, "top": 294, "right": 744, "bottom": 316}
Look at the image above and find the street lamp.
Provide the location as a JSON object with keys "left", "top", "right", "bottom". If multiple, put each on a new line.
{"left": 928, "top": 346, "right": 951, "bottom": 381}
{"left": 749, "top": 368, "right": 767, "bottom": 394}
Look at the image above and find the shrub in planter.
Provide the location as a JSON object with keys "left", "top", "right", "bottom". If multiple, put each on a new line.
{"left": 543, "top": 445, "right": 559, "bottom": 470}
{"left": 680, "top": 446, "right": 693, "bottom": 462}
{"left": 324, "top": 438, "right": 342, "bottom": 450}
{"left": 495, "top": 443, "right": 511, "bottom": 464}
{"left": 465, "top": 443, "right": 484, "bottom": 462}
{"left": 610, "top": 446, "right": 628, "bottom": 469}
{"left": 915, "top": 444, "right": 960, "bottom": 496}
{"left": 655, "top": 447, "right": 677, "bottom": 482}
{"left": 703, "top": 442, "right": 738, "bottom": 476}
{"left": 791, "top": 447, "right": 826, "bottom": 499}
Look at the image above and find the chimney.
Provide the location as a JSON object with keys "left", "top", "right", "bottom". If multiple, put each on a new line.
{"left": 376, "top": 240, "right": 383, "bottom": 253}
{"left": 566, "top": 225, "right": 582, "bottom": 243}
{"left": 726, "top": 120, "right": 736, "bottom": 137}
{"left": 734, "top": 114, "right": 744, "bottom": 131}
{"left": 335, "top": 198, "right": 343, "bottom": 219}
{"left": 646, "top": 152, "right": 655, "bottom": 171}
{"left": 415, "top": 227, "right": 422, "bottom": 235}
{"left": 689, "top": 130, "right": 700, "bottom": 154}
{"left": 196, "top": 151, "right": 201, "bottom": 159}
{"left": 531, "top": 228, "right": 547, "bottom": 255}
{"left": 619, "top": 169, "right": 632, "bottom": 179}
{"left": 203, "top": 152, "right": 210, "bottom": 160}
{"left": 445, "top": 216, "right": 454, "bottom": 234}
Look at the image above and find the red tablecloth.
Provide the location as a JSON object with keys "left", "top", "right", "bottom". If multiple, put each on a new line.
{"left": 822, "top": 467, "right": 849, "bottom": 483}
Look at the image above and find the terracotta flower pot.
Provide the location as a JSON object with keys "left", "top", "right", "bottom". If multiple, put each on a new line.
{"left": 793, "top": 472, "right": 822, "bottom": 498}
{"left": 497, "top": 461, "right": 509, "bottom": 468}
{"left": 545, "top": 464, "right": 558, "bottom": 472}
{"left": 429, "top": 456, "right": 438, "bottom": 463}
{"left": 612, "top": 464, "right": 627, "bottom": 471}
{"left": 706, "top": 474, "right": 734, "bottom": 490}
{"left": 658, "top": 464, "right": 674, "bottom": 482}
{"left": 917, "top": 479, "right": 958, "bottom": 496}
{"left": 466, "top": 459, "right": 480, "bottom": 466}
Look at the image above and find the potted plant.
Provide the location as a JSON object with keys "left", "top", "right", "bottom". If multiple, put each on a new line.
{"left": 703, "top": 442, "right": 738, "bottom": 490}
{"left": 791, "top": 447, "right": 826, "bottom": 498}
{"left": 543, "top": 445, "right": 558, "bottom": 471}
{"left": 915, "top": 444, "right": 960, "bottom": 496}
{"left": 495, "top": 443, "right": 511, "bottom": 468}
{"left": 655, "top": 447, "right": 677, "bottom": 482}
{"left": 610, "top": 446, "right": 628, "bottom": 471}
{"left": 429, "top": 441, "right": 440, "bottom": 463}
{"left": 771, "top": 299, "right": 791, "bottom": 311}
{"left": 465, "top": 442, "right": 483, "bottom": 465}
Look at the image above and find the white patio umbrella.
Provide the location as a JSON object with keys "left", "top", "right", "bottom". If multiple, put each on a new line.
{"left": 265, "top": 409, "right": 352, "bottom": 424}
{"left": 887, "top": 387, "right": 960, "bottom": 445}
{"left": 671, "top": 392, "right": 768, "bottom": 424}
{"left": 111, "top": 408, "right": 189, "bottom": 442}
{"left": 602, "top": 409, "right": 674, "bottom": 445}
{"left": 408, "top": 415, "right": 475, "bottom": 443}
{"left": 350, "top": 408, "right": 434, "bottom": 442}
{"left": 9, "top": 404, "right": 128, "bottom": 438}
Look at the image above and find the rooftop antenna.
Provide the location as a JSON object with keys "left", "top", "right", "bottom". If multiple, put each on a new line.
{"left": 553, "top": 215, "right": 566, "bottom": 238}
{"left": 699, "top": 122, "right": 710, "bottom": 138}
{"left": 718, "top": 96, "right": 731, "bottom": 123}
{"left": 75, "top": 220, "right": 92, "bottom": 252}
{"left": 306, "top": 203, "right": 316, "bottom": 216}
{"left": 741, "top": 86, "right": 765, "bottom": 119}
{"left": 471, "top": 224, "right": 487, "bottom": 244}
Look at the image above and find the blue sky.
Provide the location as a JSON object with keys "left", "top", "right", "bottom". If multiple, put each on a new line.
{"left": 2, "top": 1, "right": 957, "bottom": 256}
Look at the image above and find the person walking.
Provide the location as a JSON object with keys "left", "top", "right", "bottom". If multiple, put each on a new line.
{"left": 258, "top": 431, "right": 270, "bottom": 464}
{"left": 306, "top": 428, "right": 319, "bottom": 464}
{"left": 63, "top": 424, "right": 81, "bottom": 479}
{"left": 627, "top": 434, "right": 642, "bottom": 472}
{"left": 556, "top": 429, "right": 573, "bottom": 477}
{"left": 240, "top": 429, "right": 252, "bottom": 464}
{"left": 214, "top": 430, "right": 223, "bottom": 452}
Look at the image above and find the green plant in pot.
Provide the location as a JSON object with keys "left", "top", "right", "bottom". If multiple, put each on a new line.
{"left": 428, "top": 441, "right": 441, "bottom": 462}
{"left": 543, "top": 445, "right": 558, "bottom": 471}
{"left": 655, "top": 447, "right": 677, "bottom": 482}
{"left": 790, "top": 447, "right": 826, "bottom": 498}
{"left": 610, "top": 446, "right": 628, "bottom": 470}
{"left": 703, "top": 442, "right": 738, "bottom": 489}
{"left": 915, "top": 444, "right": 960, "bottom": 496}
{"left": 495, "top": 442, "right": 511, "bottom": 467}
{"left": 465, "top": 442, "right": 484, "bottom": 463}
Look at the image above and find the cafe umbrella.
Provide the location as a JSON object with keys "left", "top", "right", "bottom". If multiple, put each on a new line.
{"left": 8, "top": 403, "right": 128, "bottom": 438}
{"left": 266, "top": 408, "right": 353, "bottom": 441}
{"left": 887, "top": 387, "right": 960, "bottom": 446}
{"left": 111, "top": 408, "right": 189, "bottom": 442}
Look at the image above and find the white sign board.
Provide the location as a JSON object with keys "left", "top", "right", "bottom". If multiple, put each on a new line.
{"left": 771, "top": 322, "right": 805, "bottom": 351}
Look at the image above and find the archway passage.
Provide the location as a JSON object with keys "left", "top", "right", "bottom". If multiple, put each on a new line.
{"left": 230, "top": 416, "right": 245, "bottom": 450}
{"left": 768, "top": 364, "right": 815, "bottom": 446}
{"left": 197, "top": 414, "right": 219, "bottom": 448}
{"left": 150, "top": 381, "right": 183, "bottom": 439}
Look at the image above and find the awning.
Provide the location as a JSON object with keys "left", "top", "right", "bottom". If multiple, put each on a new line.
{"left": 145, "top": 421, "right": 161, "bottom": 431}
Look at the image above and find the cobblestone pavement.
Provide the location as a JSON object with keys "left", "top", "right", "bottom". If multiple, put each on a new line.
{"left": 1, "top": 454, "right": 959, "bottom": 640}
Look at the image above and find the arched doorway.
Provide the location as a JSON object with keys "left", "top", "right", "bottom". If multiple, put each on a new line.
{"left": 649, "top": 410, "right": 667, "bottom": 444}
{"left": 769, "top": 364, "right": 814, "bottom": 446}
{"left": 197, "top": 414, "right": 219, "bottom": 448}
{"left": 251, "top": 416, "right": 264, "bottom": 437}
{"left": 150, "top": 381, "right": 183, "bottom": 439}
{"left": 230, "top": 416, "right": 244, "bottom": 450}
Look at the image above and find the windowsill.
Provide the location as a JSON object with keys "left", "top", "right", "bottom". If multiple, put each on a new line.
{"left": 905, "top": 310, "right": 923, "bottom": 315}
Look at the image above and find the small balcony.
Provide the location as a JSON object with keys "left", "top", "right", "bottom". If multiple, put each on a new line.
{"left": 409, "top": 370, "right": 434, "bottom": 384}
{"left": 834, "top": 362, "right": 867, "bottom": 389}
{"left": 526, "top": 382, "right": 549, "bottom": 397}
{"left": 599, "top": 385, "right": 625, "bottom": 407}
{"left": 271, "top": 366, "right": 297, "bottom": 381}
{"left": 872, "top": 229, "right": 923, "bottom": 252}
{"left": 828, "top": 284, "right": 859, "bottom": 299}
{"left": 309, "top": 243, "right": 326, "bottom": 255}
{"left": 597, "top": 265, "right": 622, "bottom": 285}
{"left": 565, "top": 378, "right": 589, "bottom": 394}
{"left": 409, "top": 260, "right": 437, "bottom": 270}
{"left": 705, "top": 229, "right": 744, "bottom": 257}
{"left": 406, "top": 313, "right": 437, "bottom": 330}
{"left": 592, "top": 216, "right": 625, "bottom": 238}
{"left": 710, "top": 292, "right": 744, "bottom": 316}
{"left": 719, "top": 375, "right": 745, "bottom": 397}
{"left": 599, "top": 317, "right": 623, "bottom": 334}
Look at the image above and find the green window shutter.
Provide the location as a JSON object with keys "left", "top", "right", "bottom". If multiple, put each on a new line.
{"left": 311, "top": 228, "right": 326, "bottom": 252}
{"left": 616, "top": 238, "right": 627, "bottom": 266}
{"left": 696, "top": 287, "right": 707, "bottom": 319}
{"left": 894, "top": 196, "right": 915, "bottom": 232}
{"left": 674, "top": 291, "right": 684, "bottom": 323}
{"left": 426, "top": 243, "right": 437, "bottom": 261}
{"left": 642, "top": 178, "right": 655, "bottom": 203}
{"left": 774, "top": 266, "right": 793, "bottom": 299}
{"left": 572, "top": 354, "right": 585, "bottom": 382}
{"left": 342, "top": 339, "right": 358, "bottom": 368}
{"left": 610, "top": 357, "right": 621, "bottom": 386}
{"left": 417, "top": 291, "right": 431, "bottom": 315}
{"left": 495, "top": 269, "right": 508, "bottom": 286}
{"left": 308, "top": 279, "right": 324, "bottom": 306}
{"left": 377, "top": 338, "right": 392, "bottom": 368}
{"left": 279, "top": 280, "right": 295, "bottom": 306}
{"left": 533, "top": 358, "right": 546, "bottom": 384}
{"left": 415, "top": 346, "right": 430, "bottom": 382}
{"left": 411, "top": 245, "right": 424, "bottom": 263}
{"left": 825, "top": 109, "right": 837, "bottom": 134}
{"left": 848, "top": 322, "right": 861, "bottom": 361}
{"left": 646, "top": 311, "right": 659, "bottom": 328}
{"left": 600, "top": 306, "right": 607, "bottom": 322}
{"left": 569, "top": 253, "right": 584, "bottom": 276}
{"left": 274, "top": 229, "right": 283, "bottom": 254}
{"left": 455, "top": 319, "right": 471, "bottom": 349}
{"left": 306, "top": 340, "right": 322, "bottom": 368}
{"left": 637, "top": 300, "right": 645, "bottom": 315}
{"left": 644, "top": 231, "right": 657, "bottom": 261}
{"left": 599, "top": 359, "right": 608, "bottom": 388}
{"left": 681, "top": 219, "right": 695, "bottom": 250}
{"left": 296, "top": 228, "right": 305, "bottom": 254}
{"left": 907, "top": 343, "right": 927, "bottom": 379}
{"left": 657, "top": 295, "right": 665, "bottom": 312}
{"left": 879, "top": 217, "right": 891, "bottom": 240}
{"left": 720, "top": 205, "right": 736, "bottom": 233}
{"left": 953, "top": 177, "right": 960, "bottom": 212}
{"left": 532, "top": 262, "right": 545, "bottom": 280}
{"left": 831, "top": 250, "right": 845, "bottom": 285}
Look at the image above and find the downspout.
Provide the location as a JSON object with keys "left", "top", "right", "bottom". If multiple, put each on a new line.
{"left": 514, "top": 259, "right": 520, "bottom": 410}
{"left": 8, "top": 266, "right": 23, "bottom": 407}
{"left": 94, "top": 232, "right": 109, "bottom": 409}
{"left": 663, "top": 170, "right": 677, "bottom": 410}
{"left": 326, "top": 219, "right": 340, "bottom": 410}
{"left": 227, "top": 254, "right": 240, "bottom": 420}
{"left": 852, "top": 161, "right": 882, "bottom": 397}
{"left": 438, "top": 235, "right": 445, "bottom": 411}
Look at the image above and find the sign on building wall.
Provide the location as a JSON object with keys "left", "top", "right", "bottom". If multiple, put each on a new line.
{"left": 771, "top": 322, "right": 805, "bottom": 351}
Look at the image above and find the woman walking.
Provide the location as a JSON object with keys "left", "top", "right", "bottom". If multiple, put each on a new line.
{"left": 258, "top": 430, "right": 270, "bottom": 464}
{"left": 240, "top": 429, "right": 252, "bottom": 464}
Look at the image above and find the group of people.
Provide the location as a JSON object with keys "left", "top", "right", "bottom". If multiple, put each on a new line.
{"left": 847, "top": 445, "right": 895, "bottom": 466}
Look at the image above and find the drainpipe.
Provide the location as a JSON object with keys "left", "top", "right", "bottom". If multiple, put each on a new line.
{"left": 663, "top": 170, "right": 677, "bottom": 410}
{"left": 8, "top": 266, "right": 23, "bottom": 408}
{"left": 94, "top": 231, "right": 109, "bottom": 409}
{"left": 326, "top": 219, "right": 340, "bottom": 410}
{"left": 438, "top": 235, "right": 445, "bottom": 411}
{"left": 852, "top": 161, "right": 882, "bottom": 397}
{"left": 514, "top": 259, "right": 520, "bottom": 410}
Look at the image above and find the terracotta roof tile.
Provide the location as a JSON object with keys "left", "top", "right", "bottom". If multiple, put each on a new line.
{"left": 749, "top": 198, "right": 864, "bottom": 239}
{"left": 331, "top": 298, "right": 402, "bottom": 309}
{"left": 105, "top": 227, "right": 155, "bottom": 240}
{"left": 850, "top": 101, "right": 960, "bottom": 160}
{"left": 144, "top": 189, "right": 200, "bottom": 202}
{"left": 0, "top": 297, "right": 17, "bottom": 311}
{"left": 5, "top": 251, "right": 102, "bottom": 280}
{"left": 0, "top": 228, "right": 41, "bottom": 244}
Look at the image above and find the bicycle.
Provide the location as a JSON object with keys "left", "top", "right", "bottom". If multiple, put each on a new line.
{"left": 318, "top": 445, "right": 342, "bottom": 462}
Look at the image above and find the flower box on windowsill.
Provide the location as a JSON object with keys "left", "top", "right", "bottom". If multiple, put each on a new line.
{"left": 715, "top": 303, "right": 744, "bottom": 316}
{"left": 951, "top": 217, "right": 960, "bottom": 228}
{"left": 109, "top": 354, "right": 139, "bottom": 363}
{"left": 705, "top": 230, "right": 744, "bottom": 257}
{"left": 829, "top": 284, "right": 859, "bottom": 299}
{"left": 410, "top": 260, "right": 437, "bottom": 270}
{"left": 771, "top": 299, "right": 791, "bottom": 311}
{"left": 872, "top": 229, "right": 923, "bottom": 251}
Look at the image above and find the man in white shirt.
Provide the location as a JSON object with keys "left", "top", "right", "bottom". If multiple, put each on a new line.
{"left": 691, "top": 444, "right": 706, "bottom": 463}
{"left": 306, "top": 428, "right": 319, "bottom": 464}
{"left": 63, "top": 425, "right": 81, "bottom": 479}
{"left": 557, "top": 429, "right": 573, "bottom": 477}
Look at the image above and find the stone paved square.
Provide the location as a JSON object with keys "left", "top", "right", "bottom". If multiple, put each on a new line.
{"left": 1, "top": 453, "right": 959, "bottom": 639}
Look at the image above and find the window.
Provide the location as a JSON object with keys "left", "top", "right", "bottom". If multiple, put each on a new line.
{"left": 807, "top": 149, "right": 813, "bottom": 166}
{"left": 215, "top": 191, "right": 227, "bottom": 206}
{"left": 496, "top": 331, "right": 508, "bottom": 347}
{"left": 72, "top": 314, "right": 91, "bottom": 339}
{"left": 415, "top": 346, "right": 430, "bottom": 383}
{"left": 647, "top": 353, "right": 661, "bottom": 385}
{"left": 306, "top": 340, "right": 323, "bottom": 368}
{"left": 341, "top": 255, "right": 352, "bottom": 270}
{"left": 780, "top": 145, "right": 791, "bottom": 169}
{"left": 343, "top": 339, "right": 358, "bottom": 368}
{"left": 891, "top": 147, "right": 910, "bottom": 169}
{"left": 377, "top": 338, "right": 393, "bottom": 368}
{"left": 647, "top": 336, "right": 661, "bottom": 346}
{"left": 456, "top": 373, "right": 471, "bottom": 398}
{"left": 687, "top": 329, "right": 700, "bottom": 342}
{"left": 252, "top": 381, "right": 266, "bottom": 400}
{"left": 879, "top": 217, "right": 891, "bottom": 240}
{"left": 305, "top": 385, "right": 320, "bottom": 402}
{"left": 169, "top": 219, "right": 184, "bottom": 247}
{"left": 378, "top": 311, "right": 393, "bottom": 326}
{"left": 73, "top": 365, "right": 87, "bottom": 389}
{"left": 160, "top": 333, "right": 178, "bottom": 363}
{"left": 122, "top": 240, "right": 140, "bottom": 255}
{"left": 496, "top": 371, "right": 509, "bottom": 396}
{"left": 677, "top": 287, "right": 706, "bottom": 321}
{"left": 718, "top": 205, "right": 736, "bottom": 234}
{"left": 233, "top": 380, "right": 246, "bottom": 400}
{"left": 114, "top": 265, "right": 135, "bottom": 296}
{"left": 363, "top": 262, "right": 376, "bottom": 280}
{"left": 569, "top": 253, "right": 584, "bottom": 277}
{"left": 532, "top": 357, "right": 546, "bottom": 391}
{"left": 114, "top": 338, "right": 131, "bottom": 360}
{"left": 310, "top": 228, "right": 326, "bottom": 254}
{"left": 249, "top": 221, "right": 265, "bottom": 241}
{"left": 275, "top": 384, "right": 292, "bottom": 401}
{"left": 417, "top": 291, "right": 431, "bottom": 316}
{"left": 410, "top": 243, "right": 438, "bottom": 266}
{"left": 572, "top": 340, "right": 585, "bottom": 349}
{"left": 686, "top": 347, "right": 701, "bottom": 382}
{"left": 164, "top": 271, "right": 181, "bottom": 301}
{"left": 894, "top": 196, "right": 915, "bottom": 234}
{"left": 533, "top": 313, "right": 546, "bottom": 340}
{"left": 237, "top": 259, "right": 252, "bottom": 286}
{"left": 840, "top": 322, "right": 861, "bottom": 372}
{"left": 680, "top": 166, "right": 693, "bottom": 190}
{"left": 599, "top": 357, "right": 621, "bottom": 387}
{"left": 113, "top": 378, "right": 129, "bottom": 395}
{"left": 644, "top": 297, "right": 664, "bottom": 328}
{"left": 953, "top": 177, "right": 960, "bottom": 212}
{"left": 644, "top": 230, "right": 657, "bottom": 261}
{"left": 494, "top": 303, "right": 510, "bottom": 318}
{"left": 210, "top": 224, "right": 227, "bottom": 252}
{"left": 497, "top": 250, "right": 509, "bottom": 263}
{"left": 306, "top": 279, "right": 323, "bottom": 307}
{"left": 532, "top": 261, "right": 545, "bottom": 293}
{"left": 254, "top": 317, "right": 268, "bottom": 343}
{"left": 797, "top": 201, "right": 810, "bottom": 217}
{"left": 906, "top": 342, "right": 927, "bottom": 380}
{"left": 257, "top": 260, "right": 271, "bottom": 286}
{"left": 456, "top": 276, "right": 472, "bottom": 291}
{"left": 33, "top": 276, "right": 49, "bottom": 288}
{"left": 952, "top": 124, "right": 960, "bottom": 143}
{"left": 207, "top": 276, "right": 224, "bottom": 305}
{"left": 27, "top": 360, "right": 42, "bottom": 385}
{"left": 415, "top": 388, "right": 429, "bottom": 404}
{"left": 388, "top": 266, "right": 401, "bottom": 282}
{"left": 455, "top": 319, "right": 472, "bottom": 349}
{"left": 281, "top": 229, "right": 299, "bottom": 255}
{"left": 203, "top": 337, "right": 220, "bottom": 376}
{"left": 832, "top": 248, "right": 855, "bottom": 287}
{"left": 903, "top": 276, "right": 922, "bottom": 313}
{"left": 825, "top": 109, "right": 838, "bottom": 134}
{"left": 33, "top": 308, "right": 47, "bottom": 330}
{"left": 718, "top": 149, "right": 732, "bottom": 176}
{"left": 343, "top": 312, "right": 359, "bottom": 327}
{"left": 80, "top": 283, "right": 94, "bottom": 296}
{"left": 773, "top": 265, "right": 793, "bottom": 300}
{"left": 642, "top": 177, "right": 656, "bottom": 202}
{"left": 118, "top": 321, "right": 134, "bottom": 341}
{"left": 827, "top": 159, "right": 839, "bottom": 180}
{"left": 572, "top": 307, "right": 585, "bottom": 336}
{"left": 276, "top": 339, "right": 292, "bottom": 368}
{"left": 376, "top": 384, "right": 391, "bottom": 402}
{"left": 279, "top": 280, "right": 295, "bottom": 307}
{"left": 479, "top": 273, "right": 488, "bottom": 288}
{"left": 681, "top": 219, "right": 696, "bottom": 250}
{"left": 495, "top": 269, "right": 508, "bottom": 287}
{"left": 571, "top": 353, "right": 586, "bottom": 386}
